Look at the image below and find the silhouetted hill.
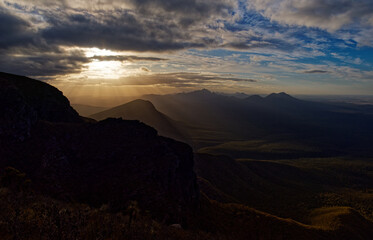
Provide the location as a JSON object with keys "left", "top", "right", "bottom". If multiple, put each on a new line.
{"left": 265, "top": 92, "right": 298, "bottom": 101}
{"left": 0, "top": 72, "right": 81, "bottom": 123}
{"left": 90, "top": 99, "right": 187, "bottom": 142}
{"left": 0, "top": 72, "right": 199, "bottom": 223}
{"left": 185, "top": 88, "right": 213, "bottom": 96}
{"left": 72, "top": 104, "right": 108, "bottom": 116}
{"left": 245, "top": 94, "right": 263, "bottom": 102}
{"left": 0, "top": 72, "right": 82, "bottom": 141}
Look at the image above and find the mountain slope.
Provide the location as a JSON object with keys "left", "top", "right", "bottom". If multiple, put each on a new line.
{"left": 195, "top": 152, "right": 373, "bottom": 225}
{"left": 71, "top": 104, "right": 108, "bottom": 116}
{"left": 0, "top": 72, "right": 81, "bottom": 123}
{"left": 0, "top": 72, "right": 199, "bottom": 223}
{"left": 194, "top": 153, "right": 321, "bottom": 220}
{"left": 90, "top": 99, "right": 187, "bottom": 142}
{"left": 0, "top": 72, "right": 82, "bottom": 141}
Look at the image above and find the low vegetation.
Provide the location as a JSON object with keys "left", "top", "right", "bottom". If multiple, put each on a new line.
{"left": 199, "top": 139, "right": 322, "bottom": 159}
{"left": 3, "top": 167, "right": 373, "bottom": 239}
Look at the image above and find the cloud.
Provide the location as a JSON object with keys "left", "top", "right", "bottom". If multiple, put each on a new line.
{"left": 8, "top": 0, "right": 236, "bottom": 19}
{"left": 90, "top": 55, "right": 167, "bottom": 62}
{"left": 1, "top": 0, "right": 237, "bottom": 53}
{"left": 39, "top": 10, "right": 193, "bottom": 52}
{"left": 109, "top": 72, "right": 257, "bottom": 86}
{"left": 302, "top": 70, "right": 329, "bottom": 74}
{"left": 0, "top": 0, "right": 333, "bottom": 70}
{"left": 0, "top": 0, "right": 280, "bottom": 79}
{"left": 0, "top": 7, "right": 36, "bottom": 49}
{"left": 223, "top": 38, "right": 296, "bottom": 52}
{"left": 0, "top": 0, "right": 372, "bottom": 92}
{"left": 129, "top": 0, "right": 236, "bottom": 26}
{"left": 0, "top": 49, "right": 89, "bottom": 77}
{"left": 248, "top": 0, "right": 373, "bottom": 32}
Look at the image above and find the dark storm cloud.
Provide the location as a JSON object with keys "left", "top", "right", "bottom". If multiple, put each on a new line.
{"left": 32, "top": 0, "right": 236, "bottom": 52}
{"left": 0, "top": 49, "right": 168, "bottom": 77}
{"left": 0, "top": 0, "right": 233, "bottom": 55}
{"left": 0, "top": 50, "right": 89, "bottom": 77}
{"left": 0, "top": 5, "right": 80, "bottom": 76}
{"left": 0, "top": 7, "right": 35, "bottom": 49}
{"left": 302, "top": 70, "right": 329, "bottom": 74}
{"left": 116, "top": 72, "right": 257, "bottom": 86}
{"left": 40, "top": 10, "right": 192, "bottom": 52}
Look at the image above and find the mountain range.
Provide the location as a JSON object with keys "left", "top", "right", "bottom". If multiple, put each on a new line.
{"left": 139, "top": 89, "right": 373, "bottom": 157}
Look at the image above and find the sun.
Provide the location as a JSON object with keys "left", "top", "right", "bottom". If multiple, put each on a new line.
{"left": 81, "top": 48, "right": 123, "bottom": 79}
{"left": 86, "top": 60, "right": 124, "bottom": 80}
{"left": 65, "top": 47, "right": 140, "bottom": 82}
{"left": 84, "top": 47, "right": 119, "bottom": 58}
{"left": 56, "top": 47, "right": 150, "bottom": 87}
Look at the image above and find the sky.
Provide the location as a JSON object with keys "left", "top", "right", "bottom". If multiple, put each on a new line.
{"left": 1, "top": 0, "right": 373, "bottom": 105}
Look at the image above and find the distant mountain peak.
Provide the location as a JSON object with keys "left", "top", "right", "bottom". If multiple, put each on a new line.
{"left": 186, "top": 89, "right": 214, "bottom": 96}
{"left": 91, "top": 99, "right": 158, "bottom": 121}
{"left": 125, "top": 99, "right": 154, "bottom": 107}
{"left": 90, "top": 98, "right": 186, "bottom": 141}
{"left": 245, "top": 94, "right": 264, "bottom": 102}
{"left": 232, "top": 92, "right": 250, "bottom": 98}
{"left": 200, "top": 88, "right": 212, "bottom": 93}
{"left": 265, "top": 92, "right": 297, "bottom": 101}
{"left": 113, "top": 99, "right": 158, "bottom": 112}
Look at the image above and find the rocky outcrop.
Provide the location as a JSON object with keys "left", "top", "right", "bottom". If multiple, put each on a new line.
{"left": 0, "top": 72, "right": 198, "bottom": 223}
{"left": 0, "top": 72, "right": 81, "bottom": 141}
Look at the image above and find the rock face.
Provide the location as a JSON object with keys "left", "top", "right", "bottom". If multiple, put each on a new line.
{"left": 0, "top": 72, "right": 199, "bottom": 223}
